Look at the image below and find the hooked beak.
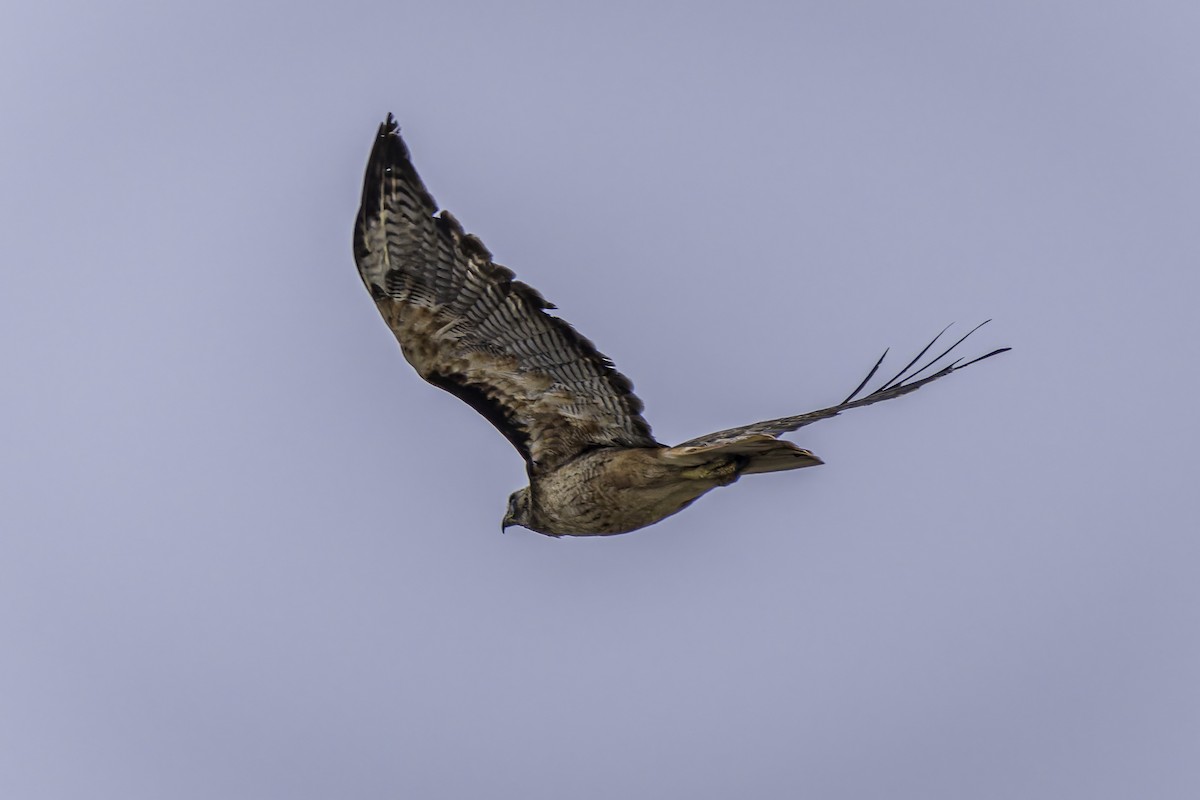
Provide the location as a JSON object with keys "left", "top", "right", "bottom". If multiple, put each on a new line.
{"left": 501, "top": 515, "right": 513, "bottom": 533}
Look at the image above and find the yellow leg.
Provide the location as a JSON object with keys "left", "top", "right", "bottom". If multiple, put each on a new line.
{"left": 680, "top": 459, "right": 741, "bottom": 485}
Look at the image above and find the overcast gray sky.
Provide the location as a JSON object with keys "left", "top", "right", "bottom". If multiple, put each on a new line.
{"left": 2, "top": 1, "right": 1197, "bottom": 798}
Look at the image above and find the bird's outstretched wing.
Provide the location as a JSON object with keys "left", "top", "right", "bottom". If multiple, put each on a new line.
{"left": 354, "top": 115, "right": 658, "bottom": 474}
{"left": 676, "top": 322, "right": 1009, "bottom": 448}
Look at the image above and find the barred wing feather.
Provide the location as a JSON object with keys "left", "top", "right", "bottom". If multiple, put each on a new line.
{"left": 353, "top": 115, "right": 658, "bottom": 475}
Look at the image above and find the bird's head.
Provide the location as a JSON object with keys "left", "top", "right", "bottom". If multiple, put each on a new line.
{"left": 502, "top": 487, "right": 532, "bottom": 532}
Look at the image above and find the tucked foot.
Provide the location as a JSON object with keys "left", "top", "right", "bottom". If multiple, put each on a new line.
{"left": 680, "top": 459, "right": 743, "bottom": 486}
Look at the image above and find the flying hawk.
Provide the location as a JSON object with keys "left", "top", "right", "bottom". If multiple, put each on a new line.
{"left": 353, "top": 115, "right": 1007, "bottom": 537}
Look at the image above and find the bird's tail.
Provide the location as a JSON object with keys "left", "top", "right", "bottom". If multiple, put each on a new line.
{"left": 662, "top": 434, "right": 823, "bottom": 475}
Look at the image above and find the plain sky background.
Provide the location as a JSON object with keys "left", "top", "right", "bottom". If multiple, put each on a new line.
{"left": 2, "top": 1, "right": 1197, "bottom": 798}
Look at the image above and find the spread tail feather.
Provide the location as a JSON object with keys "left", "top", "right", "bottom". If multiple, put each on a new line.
{"left": 663, "top": 434, "right": 823, "bottom": 475}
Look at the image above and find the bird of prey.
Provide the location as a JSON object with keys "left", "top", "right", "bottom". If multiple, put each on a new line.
{"left": 353, "top": 115, "right": 1008, "bottom": 537}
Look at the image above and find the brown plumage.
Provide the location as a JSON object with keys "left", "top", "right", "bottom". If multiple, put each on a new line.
{"left": 353, "top": 115, "right": 1008, "bottom": 536}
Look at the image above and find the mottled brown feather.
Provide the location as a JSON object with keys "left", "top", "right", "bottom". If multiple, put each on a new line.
{"left": 353, "top": 115, "right": 658, "bottom": 475}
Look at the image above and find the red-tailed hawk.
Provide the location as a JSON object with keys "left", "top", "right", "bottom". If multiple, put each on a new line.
{"left": 353, "top": 115, "right": 1007, "bottom": 536}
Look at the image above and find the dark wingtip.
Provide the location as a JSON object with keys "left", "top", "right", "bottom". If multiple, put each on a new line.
{"left": 841, "top": 348, "right": 889, "bottom": 405}
{"left": 878, "top": 323, "right": 953, "bottom": 393}
{"left": 841, "top": 321, "right": 1009, "bottom": 408}
{"left": 957, "top": 346, "right": 1011, "bottom": 369}
{"left": 375, "top": 114, "right": 400, "bottom": 146}
{"left": 365, "top": 113, "right": 415, "bottom": 180}
{"left": 356, "top": 112, "right": 430, "bottom": 256}
{"left": 881, "top": 319, "right": 991, "bottom": 390}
